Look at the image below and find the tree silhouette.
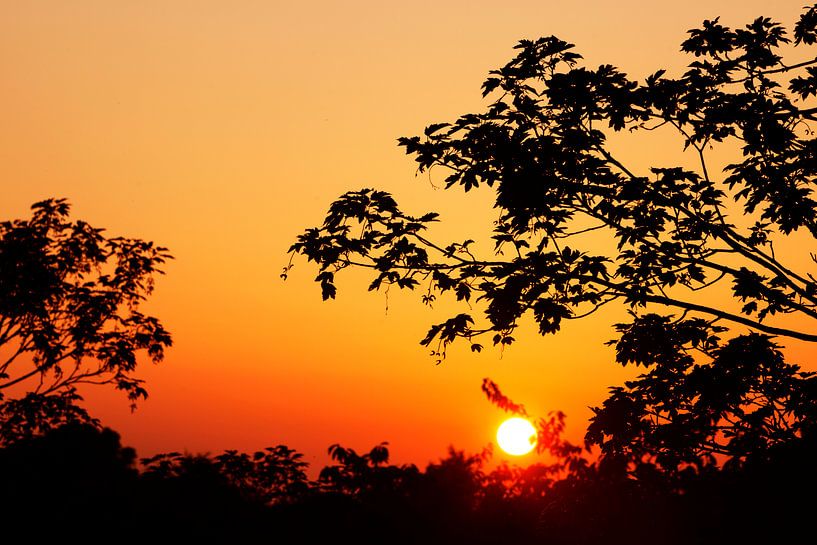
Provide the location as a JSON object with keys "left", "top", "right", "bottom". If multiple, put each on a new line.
{"left": 141, "top": 445, "right": 310, "bottom": 506}
{"left": 0, "top": 423, "right": 140, "bottom": 537}
{"left": 0, "top": 199, "right": 171, "bottom": 443}
{"left": 289, "top": 5, "right": 817, "bottom": 471}
{"left": 587, "top": 319, "right": 817, "bottom": 473}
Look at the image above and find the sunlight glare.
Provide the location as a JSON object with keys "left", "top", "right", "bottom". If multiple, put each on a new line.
{"left": 496, "top": 417, "right": 537, "bottom": 456}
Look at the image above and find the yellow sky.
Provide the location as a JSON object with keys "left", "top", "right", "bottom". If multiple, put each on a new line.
{"left": 1, "top": 1, "right": 812, "bottom": 469}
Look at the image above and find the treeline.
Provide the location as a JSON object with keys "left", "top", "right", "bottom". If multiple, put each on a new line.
{"left": 1, "top": 422, "right": 814, "bottom": 544}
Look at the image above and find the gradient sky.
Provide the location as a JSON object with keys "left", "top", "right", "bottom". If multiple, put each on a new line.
{"left": 1, "top": 0, "right": 813, "bottom": 470}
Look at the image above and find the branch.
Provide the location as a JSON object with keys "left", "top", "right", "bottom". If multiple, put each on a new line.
{"left": 730, "top": 56, "right": 817, "bottom": 84}
{"left": 0, "top": 339, "right": 31, "bottom": 376}
{"left": 0, "top": 367, "right": 42, "bottom": 390}
{"left": 643, "top": 291, "right": 817, "bottom": 342}
{"left": 578, "top": 275, "right": 817, "bottom": 342}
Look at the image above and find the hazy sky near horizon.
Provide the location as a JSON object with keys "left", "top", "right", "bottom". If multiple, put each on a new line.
{"left": 1, "top": 0, "right": 813, "bottom": 470}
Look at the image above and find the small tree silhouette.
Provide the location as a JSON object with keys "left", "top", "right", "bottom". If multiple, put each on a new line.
{"left": 0, "top": 199, "right": 171, "bottom": 443}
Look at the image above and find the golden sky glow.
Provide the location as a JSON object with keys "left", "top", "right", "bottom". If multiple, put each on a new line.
{"left": 1, "top": 1, "right": 813, "bottom": 469}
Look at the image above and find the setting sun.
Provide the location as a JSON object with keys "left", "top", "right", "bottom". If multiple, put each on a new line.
{"left": 496, "top": 417, "right": 537, "bottom": 456}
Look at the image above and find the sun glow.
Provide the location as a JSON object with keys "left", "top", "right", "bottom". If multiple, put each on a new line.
{"left": 496, "top": 417, "right": 537, "bottom": 456}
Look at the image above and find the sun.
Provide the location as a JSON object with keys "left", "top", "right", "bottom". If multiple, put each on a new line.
{"left": 496, "top": 417, "right": 537, "bottom": 456}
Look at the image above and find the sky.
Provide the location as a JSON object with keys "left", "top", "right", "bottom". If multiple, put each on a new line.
{"left": 1, "top": 0, "right": 813, "bottom": 470}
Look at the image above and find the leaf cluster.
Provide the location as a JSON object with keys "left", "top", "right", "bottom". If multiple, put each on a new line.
{"left": 141, "top": 444, "right": 309, "bottom": 505}
{"left": 588, "top": 315, "right": 817, "bottom": 473}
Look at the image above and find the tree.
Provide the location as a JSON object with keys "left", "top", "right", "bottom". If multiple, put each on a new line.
{"left": 288, "top": 6, "right": 817, "bottom": 471}
{"left": 0, "top": 423, "right": 140, "bottom": 536}
{"left": 318, "top": 442, "right": 419, "bottom": 498}
{"left": 0, "top": 199, "right": 171, "bottom": 442}
{"left": 141, "top": 445, "right": 310, "bottom": 506}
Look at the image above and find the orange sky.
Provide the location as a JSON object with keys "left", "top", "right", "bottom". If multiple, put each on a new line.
{"left": 1, "top": 1, "right": 813, "bottom": 471}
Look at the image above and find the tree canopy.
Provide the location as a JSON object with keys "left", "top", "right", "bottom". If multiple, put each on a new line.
{"left": 0, "top": 199, "right": 171, "bottom": 443}
{"left": 289, "top": 5, "right": 817, "bottom": 473}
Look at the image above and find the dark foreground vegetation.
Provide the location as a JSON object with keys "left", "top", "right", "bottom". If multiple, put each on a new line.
{"left": 2, "top": 421, "right": 815, "bottom": 544}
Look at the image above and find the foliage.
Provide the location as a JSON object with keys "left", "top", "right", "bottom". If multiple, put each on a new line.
{"left": 318, "top": 442, "right": 419, "bottom": 496}
{"left": 0, "top": 423, "right": 140, "bottom": 538}
{"left": 290, "top": 8, "right": 817, "bottom": 349}
{"left": 141, "top": 445, "right": 310, "bottom": 505}
{"left": 3, "top": 423, "right": 815, "bottom": 543}
{"left": 0, "top": 199, "right": 171, "bottom": 441}
{"left": 289, "top": 6, "right": 817, "bottom": 471}
{"left": 587, "top": 319, "right": 817, "bottom": 472}
{"left": 0, "top": 389, "right": 99, "bottom": 444}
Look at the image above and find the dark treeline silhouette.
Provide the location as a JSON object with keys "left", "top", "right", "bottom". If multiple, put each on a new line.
{"left": 0, "top": 421, "right": 815, "bottom": 543}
